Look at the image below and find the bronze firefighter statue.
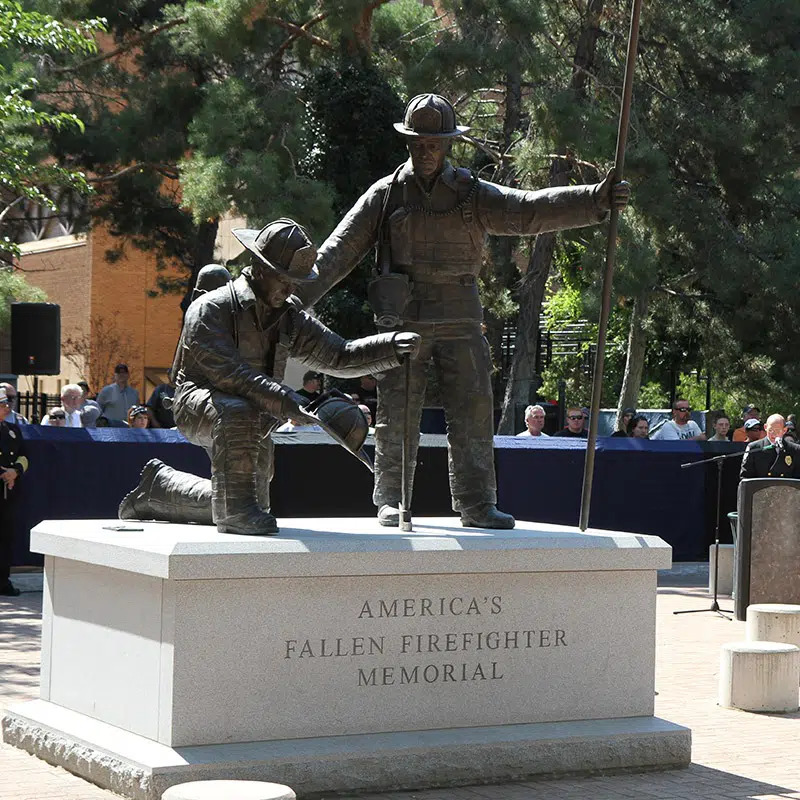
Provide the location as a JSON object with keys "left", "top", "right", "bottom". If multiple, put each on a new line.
{"left": 299, "top": 93, "right": 630, "bottom": 530}
{"left": 119, "top": 218, "right": 419, "bottom": 535}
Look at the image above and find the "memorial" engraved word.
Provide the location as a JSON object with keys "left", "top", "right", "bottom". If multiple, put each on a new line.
{"left": 357, "top": 661, "right": 503, "bottom": 686}
{"left": 358, "top": 596, "right": 502, "bottom": 619}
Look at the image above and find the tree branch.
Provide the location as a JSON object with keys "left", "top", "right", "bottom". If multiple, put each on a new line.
{"left": 270, "top": 12, "right": 329, "bottom": 63}
{"left": 53, "top": 18, "right": 188, "bottom": 74}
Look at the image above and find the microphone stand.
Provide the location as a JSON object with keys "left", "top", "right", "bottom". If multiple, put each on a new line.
{"left": 673, "top": 448, "right": 745, "bottom": 619}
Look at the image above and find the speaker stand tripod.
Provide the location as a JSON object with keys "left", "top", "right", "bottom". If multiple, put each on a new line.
{"left": 673, "top": 450, "right": 744, "bottom": 620}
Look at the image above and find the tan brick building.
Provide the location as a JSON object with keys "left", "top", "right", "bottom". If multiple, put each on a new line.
{"left": 16, "top": 223, "right": 184, "bottom": 402}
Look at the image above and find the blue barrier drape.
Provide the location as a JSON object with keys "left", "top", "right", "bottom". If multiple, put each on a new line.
{"left": 11, "top": 427, "right": 743, "bottom": 565}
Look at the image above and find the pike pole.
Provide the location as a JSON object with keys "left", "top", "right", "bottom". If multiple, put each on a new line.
{"left": 579, "top": 0, "right": 643, "bottom": 531}
{"left": 399, "top": 354, "right": 413, "bottom": 531}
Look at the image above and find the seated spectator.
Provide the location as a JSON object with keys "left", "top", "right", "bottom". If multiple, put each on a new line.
{"left": 147, "top": 379, "right": 175, "bottom": 428}
{"left": 352, "top": 375, "right": 378, "bottom": 419}
{"left": 732, "top": 404, "right": 765, "bottom": 442}
{"left": 44, "top": 407, "right": 67, "bottom": 427}
{"left": 0, "top": 383, "right": 28, "bottom": 425}
{"left": 127, "top": 405, "right": 150, "bottom": 429}
{"left": 742, "top": 417, "right": 764, "bottom": 443}
{"left": 708, "top": 414, "right": 731, "bottom": 441}
{"left": 651, "top": 399, "right": 705, "bottom": 441}
{"left": 97, "top": 363, "right": 140, "bottom": 422}
{"left": 358, "top": 403, "right": 376, "bottom": 435}
{"left": 41, "top": 384, "right": 83, "bottom": 426}
{"left": 553, "top": 407, "right": 589, "bottom": 438}
{"left": 611, "top": 407, "right": 636, "bottom": 437}
{"left": 516, "top": 404, "right": 549, "bottom": 437}
{"left": 296, "top": 371, "right": 322, "bottom": 403}
{"left": 626, "top": 414, "right": 650, "bottom": 438}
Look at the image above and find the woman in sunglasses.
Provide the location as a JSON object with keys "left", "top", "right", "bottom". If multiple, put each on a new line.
{"left": 43, "top": 408, "right": 67, "bottom": 427}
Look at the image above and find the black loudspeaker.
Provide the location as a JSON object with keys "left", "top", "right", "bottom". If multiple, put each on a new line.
{"left": 11, "top": 303, "right": 61, "bottom": 375}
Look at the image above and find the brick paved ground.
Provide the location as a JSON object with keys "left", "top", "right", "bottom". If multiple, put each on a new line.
{"left": 1, "top": 572, "right": 799, "bottom": 800}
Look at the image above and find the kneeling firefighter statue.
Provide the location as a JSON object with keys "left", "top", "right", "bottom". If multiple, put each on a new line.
{"left": 119, "top": 218, "right": 420, "bottom": 535}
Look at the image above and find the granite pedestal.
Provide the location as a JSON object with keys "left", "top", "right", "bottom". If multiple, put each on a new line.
{"left": 2, "top": 518, "right": 691, "bottom": 799}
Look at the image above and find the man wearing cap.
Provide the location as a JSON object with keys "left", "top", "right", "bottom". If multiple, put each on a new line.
{"left": 97, "top": 364, "right": 141, "bottom": 423}
{"left": 0, "top": 387, "right": 29, "bottom": 596}
{"left": 0, "top": 384, "right": 28, "bottom": 425}
{"left": 741, "top": 413, "right": 800, "bottom": 479}
{"left": 119, "top": 218, "right": 419, "bottom": 535}
{"left": 299, "top": 93, "right": 630, "bottom": 529}
{"left": 733, "top": 404, "right": 766, "bottom": 443}
{"left": 296, "top": 371, "right": 323, "bottom": 403}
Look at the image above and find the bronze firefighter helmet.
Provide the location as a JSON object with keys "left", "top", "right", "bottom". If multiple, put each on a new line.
{"left": 232, "top": 218, "right": 318, "bottom": 284}
{"left": 393, "top": 94, "right": 470, "bottom": 138}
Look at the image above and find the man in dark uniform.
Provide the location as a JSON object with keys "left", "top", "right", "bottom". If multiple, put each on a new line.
{"left": 0, "top": 387, "right": 29, "bottom": 596}
{"left": 300, "top": 93, "right": 630, "bottom": 529}
{"left": 741, "top": 413, "right": 800, "bottom": 479}
{"left": 119, "top": 218, "right": 419, "bottom": 535}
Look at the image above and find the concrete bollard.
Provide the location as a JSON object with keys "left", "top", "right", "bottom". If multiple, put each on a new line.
{"left": 708, "top": 543, "right": 735, "bottom": 596}
{"left": 719, "top": 641, "right": 800, "bottom": 712}
{"left": 746, "top": 604, "right": 800, "bottom": 648}
{"left": 162, "top": 781, "right": 296, "bottom": 800}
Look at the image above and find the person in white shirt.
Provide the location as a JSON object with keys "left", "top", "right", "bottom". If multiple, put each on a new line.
{"left": 41, "top": 384, "right": 83, "bottom": 427}
{"left": 516, "top": 404, "right": 550, "bottom": 437}
{"left": 652, "top": 399, "right": 705, "bottom": 441}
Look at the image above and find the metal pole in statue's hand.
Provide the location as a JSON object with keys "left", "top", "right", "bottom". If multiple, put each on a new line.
{"left": 399, "top": 354, "right": 413, "bottom": 532}
{"left": 579, "top": 0, "right": 642, "bottom": 532}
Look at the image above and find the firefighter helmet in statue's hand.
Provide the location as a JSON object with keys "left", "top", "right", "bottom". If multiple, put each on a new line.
{"left": 306, "top": 390, "right": 373, "bottom": 472}
{"left": 232, "top": 218, "right": 319, "bottom": 283}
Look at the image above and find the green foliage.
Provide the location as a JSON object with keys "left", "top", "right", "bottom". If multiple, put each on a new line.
{"left": 0, "top": 0, "right": 105, "bottom": 262}
{"left": 0, "top": 268, "right": 47, "bottom": 329}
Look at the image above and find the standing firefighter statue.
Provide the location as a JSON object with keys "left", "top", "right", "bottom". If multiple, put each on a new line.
{"left": 300, "top": 94, "right": 630, "bottom": 529}
{"left": 119, "top": 218, "right": 419, "bottom": 535}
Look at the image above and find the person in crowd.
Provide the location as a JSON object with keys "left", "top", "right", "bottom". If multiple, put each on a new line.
{"left": 611, "top": 407, "right": 636, "bottom": 437}
{"left": 0, "top": 387, "right": 29, "bottom": 596}
{"left": 651, "top": 399, "right": 705, "bottom": 441}
{"left": 43, "top": 407, "right": 67, "bottom": 427}
{"left": 708, "top": 414, "right": 731, "bottom": 442}
{"left": 295, "top": 371, "right": 322, "bottom": 403}
{"left": 742, "top": 417, "right": 764, "bottom": 443}
{"left": 626, "top": 414, "right": 650, "bottom": 438}
{"left": 96, "top": 364, "right": 140, "bottom": 423}
{"left": 77, "top": 381, "right": 102, "bottom": 427}
{"left": 127, "top": 405, "right": 150, "bottom": 429}
{"left": 41, "top": 384, "right": 83, "bottom": 426}
{"left": 359, "top": 403, "right": 376, "bottom": 435}
{"left": 352, "top": 375, "right": 378, "bottom": 419}
{"left": 0, "top": 383, "right": 28, "bottom": 425}
{"left": 732, "top": 404, "right": 765, "bottom": 442}
{"left": 516, "top": 404, "right": 549, "bottom": 437}
{"left": 146, "top": 378, "right": 175, "bottom": 428}
{"left": 741, "top": 413, "right": 800, "bottom": 479}
{"left": 553, "top": 407, "right": 589, "bottom": 438}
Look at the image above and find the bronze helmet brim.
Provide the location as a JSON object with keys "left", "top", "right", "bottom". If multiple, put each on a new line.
{"left": 313, "top": 416, "right": 374, "bottom": 472}
{"left": 231, "top": 227, "right": 319, "bottom": 284}
{"left": 392, "top": 122, "right": 470, "bottom": 138}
